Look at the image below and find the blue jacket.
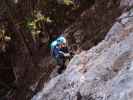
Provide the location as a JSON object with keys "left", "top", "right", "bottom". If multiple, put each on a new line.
{"left": 52, "top": 46, "right": 61, "bottom": 58}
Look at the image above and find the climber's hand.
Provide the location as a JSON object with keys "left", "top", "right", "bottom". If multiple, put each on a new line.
{"left": 63, "top": 53, "right": 70, "bottom": 57}
{"left": 70, "top": 52, "right": 74, "bottom": 56}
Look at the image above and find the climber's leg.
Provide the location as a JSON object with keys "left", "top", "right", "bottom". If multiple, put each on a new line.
{"left": 56, "top": 57, "right": 66, "bottom": 74}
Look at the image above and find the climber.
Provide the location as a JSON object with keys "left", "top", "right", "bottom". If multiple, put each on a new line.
{"left": 50, "top": 35, "right": 71, "bottom": 74}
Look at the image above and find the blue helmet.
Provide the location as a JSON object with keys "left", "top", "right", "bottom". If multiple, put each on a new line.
{"left": 56, "top": 36, "right": 66, "bottom": 45}
{"left": 50, "top": 36, "right": 66, "bottom": 49}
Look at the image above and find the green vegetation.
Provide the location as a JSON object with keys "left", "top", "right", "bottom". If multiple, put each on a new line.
{"left": 0, "top": 0, "right": 91, "bottom": 51}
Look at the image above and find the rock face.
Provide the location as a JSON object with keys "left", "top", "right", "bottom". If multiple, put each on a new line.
{"left": 32, "top": 1, "right": 133, "bottom": 100}
{"left": 64, "top": 0, "right": 121, "bottom": 50}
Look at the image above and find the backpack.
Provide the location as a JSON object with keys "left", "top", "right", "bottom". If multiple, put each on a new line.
{"left": 50, "top": 40, "right": 57, "bottom": 57}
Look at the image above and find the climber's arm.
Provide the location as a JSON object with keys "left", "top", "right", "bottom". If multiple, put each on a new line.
{"left": 59, "top": 51, "right": 70, "bottom": 57}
